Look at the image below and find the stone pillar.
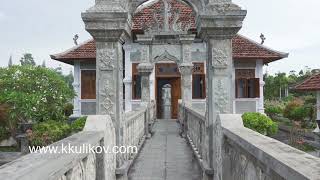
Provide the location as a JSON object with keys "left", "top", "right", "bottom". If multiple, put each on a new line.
{"left": 200, "top": 2, "right": 246, "bottom": 180}
{"left": 137, "top": 63, "right": 153, "bottom": 103}
{"left": 180, "top": 34, "right": 195, "bottom": 105}
{"left": 72, "top": 61, "right": 81, "bottom": 116}
{"left": 137, "top": 63, "right": 153, "bottom": 137}
{"left": 179, "top": 63, "right": 193, "bottom": 106}
{"left": 256, "top": 59, "right": 265, "bottom": 113}
{"left": 82, "top": 1, "right": 131, "bottom": 177}
{"left": 123, "top": 78, "right": 132, "bottom": 112}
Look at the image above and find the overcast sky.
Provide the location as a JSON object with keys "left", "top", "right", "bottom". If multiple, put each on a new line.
{"left": 0, "top": 0, "right": 319, "bottom": 75}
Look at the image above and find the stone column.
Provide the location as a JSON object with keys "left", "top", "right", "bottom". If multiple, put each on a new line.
{"left": 137, "top": 63, "right": 153, "bottom": 104}
{"left": 256, "top": 59, "right": 265, "bottom": 113}
{"left": 179, "top": 63, "right": 193, "bottom": 105}
{"left": 200, "top": 2, "right": 246, "bottom": 180}
{"left": 137, "top": 63, "right": 153, "bottom": 137}
{"left": 123, "top": 78, "right": 132, "bottom": 112}
{"left": 72, "top": 61, "right": 81, "bottom": 117}
{"left": 82, "top": 2, "right": 131, "bottom": 178}
{"left": 180, "top": 34, "right": 195, "bottom": 105}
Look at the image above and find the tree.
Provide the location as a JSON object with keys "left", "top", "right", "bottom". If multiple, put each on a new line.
{"left": 0, "top": 66, "right": 75, "bottom": 123}
{"left": 20, "top": 53, "right": 36, "bottom": 66}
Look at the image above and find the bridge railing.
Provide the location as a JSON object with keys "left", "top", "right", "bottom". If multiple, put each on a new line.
{"left": 179, "top": 103, "right": 206, "bottom": 160}
{"left": 179, "top": 103, "right": 320, "bottom": 180}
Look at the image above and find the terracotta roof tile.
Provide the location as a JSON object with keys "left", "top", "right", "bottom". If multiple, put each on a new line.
{"left": 51, "top": 35, "right": 288, "bottom": 64}
{"left": 132, "top": 0, "right": 196, "bottom": 31}
{"left": 232, "top": 35, "right": 288, "bottom": 63}
{"left": 295, "top": 73, "right": 320, "bottom": 91}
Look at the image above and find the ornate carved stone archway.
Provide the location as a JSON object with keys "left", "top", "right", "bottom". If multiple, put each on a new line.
{"left": 153, "top": 50, "right": 181, "bottom": 65}
{"left": 82, "top": 0, "right": 247, "bottom": 178}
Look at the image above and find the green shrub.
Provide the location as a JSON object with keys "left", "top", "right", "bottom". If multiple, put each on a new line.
{"left": 70, "top": 116, "right": 87, "bottom": 132}
{"left": 0, "top": 126, "right": 10, "bottom": 142}
{"left": 265, "top": 105, "right": 283, "bottom": 118}
{"left": 0, "top": 66, "right": 75, "bottom": 123}
{"left": 64, "top": 103, "right": 74, "bottom": 117}
{"left": 242, "top": 112, "right": 278, "bottom": 136}
{"left": 28, "top": 120, "right": 72, "bottom": 146}
{"left": 288, "top": 107, "right": 308, "bottom": 122}
{"left": 283, "top": 99, "right": 304, "bottom": 119}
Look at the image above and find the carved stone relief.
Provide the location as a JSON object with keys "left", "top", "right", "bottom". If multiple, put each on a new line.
{"left": 154, "top": 50, "right": 181, "bottom": 64}
{"left": 214, "top": 80, "right": 228, "bottom": 113}
{"left": 100, "top": 74, "right": 115, "bottom": 117}
{"left": 98, "top": 49, "right": 116, "bottom": 71}
{"left": 212, "top": 48, "right": 228, "bottom": 68}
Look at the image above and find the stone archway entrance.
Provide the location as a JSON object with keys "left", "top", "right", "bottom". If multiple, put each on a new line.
{"left": 155, "top": 63, "right": 181, "bottom": 119}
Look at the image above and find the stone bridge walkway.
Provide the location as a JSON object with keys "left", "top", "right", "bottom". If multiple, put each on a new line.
{"left": 128, "top": 119, "right": 201, "bottom": 180}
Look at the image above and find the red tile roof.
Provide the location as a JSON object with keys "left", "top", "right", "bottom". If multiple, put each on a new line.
{"left": 132, "top": 0, "right": 196, "bottom": 32}
{"left": 295, "top": 73, "right": 320, "bottom": 91}
{"left": 51, "top": 35, "right": 288, "bottom": 65}
{"left": 233, "top": 35, "right": 288, "bottom": 63}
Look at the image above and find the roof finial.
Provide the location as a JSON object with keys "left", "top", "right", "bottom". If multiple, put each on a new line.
{"left": 260, "top": 33, "right": 266, "bottom": 45}
{"left": 73, "top": 34, "right": 79, "bottom": 46}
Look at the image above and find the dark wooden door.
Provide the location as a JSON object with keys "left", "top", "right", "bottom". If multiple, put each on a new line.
{"left": 170, "top": 78, "right": 181, "bottom": 119}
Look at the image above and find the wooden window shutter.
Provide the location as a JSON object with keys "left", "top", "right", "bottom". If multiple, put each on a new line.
{"left": 81, "top": 70, "right": 96, "bottom": 99}
{"left": 254, "top": 78, "right": 260, "bottom": 98}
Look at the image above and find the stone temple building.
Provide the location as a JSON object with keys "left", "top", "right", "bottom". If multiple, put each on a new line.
{"left": 51, "top": 0, "right": 288, "bottom": 119}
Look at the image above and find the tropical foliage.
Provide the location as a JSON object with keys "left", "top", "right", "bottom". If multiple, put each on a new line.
{"left": 242, "top": 112, "right": 278, "bottom": 136}
{"left": 0, "top": 65, "right": 75, "bottom": 123}
{"left": 28, "top": 117, "right": 87, "bottom": 146}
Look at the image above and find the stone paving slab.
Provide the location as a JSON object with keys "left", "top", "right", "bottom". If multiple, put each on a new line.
{"left": 128, "top": 119, "right": 201, "bottom": 180}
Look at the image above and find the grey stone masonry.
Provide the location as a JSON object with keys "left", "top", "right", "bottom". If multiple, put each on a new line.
{"left": 179, "top": 63, "right": 193, "bottom": 106}
{"left": 199, "top": 1, "right": 247, "bottom": 180}
{"left": 82, "top": 0, "right": 131, "bottom": 170}
{"left": 137, "top": 63, "right": 153, "bottom": 103}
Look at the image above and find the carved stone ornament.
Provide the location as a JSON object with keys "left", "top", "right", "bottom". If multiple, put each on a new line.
{"left": 214, "top": 80, "right": 228, "bottom": 113}
{"left": 154, "top": 50, "right": 180, "bottom": 64}
{"left": 100, "top": 79, "right": 115, "bottom": 116}
{"left": 98, "top": 49, "right": 115, "bottom": 71}
{"left": 206, "top": 2, "right": 241, "bottom": 14}
{"left": 212, "top": 48, "right": 228, "bottom": 68}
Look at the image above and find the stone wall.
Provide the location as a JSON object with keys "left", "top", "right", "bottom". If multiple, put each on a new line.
{"left": 0, "top": 115, "right": 116, "bottom": 180}
{"left": 181, "top": 104, "right": 320, "bottom": 180}
{"left": 0, "top": 104, "right": 156, "bottom": 180}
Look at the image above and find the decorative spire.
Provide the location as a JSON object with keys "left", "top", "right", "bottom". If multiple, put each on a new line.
{"left": 8, "top": 55, "right": 13, "bottom": 67}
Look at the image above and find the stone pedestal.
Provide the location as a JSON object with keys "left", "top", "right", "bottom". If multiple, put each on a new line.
{"left": 200, "top": 2, "right": 246, "bottom": 180}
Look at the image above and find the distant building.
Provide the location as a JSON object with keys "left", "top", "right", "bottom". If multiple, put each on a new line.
{"left": 51, "top": 0, "right": 288, "bottom": 117}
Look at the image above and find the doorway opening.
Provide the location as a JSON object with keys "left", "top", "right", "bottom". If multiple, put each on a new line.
{"left": 155, "top": 63, "right": 181, "bottom": 119}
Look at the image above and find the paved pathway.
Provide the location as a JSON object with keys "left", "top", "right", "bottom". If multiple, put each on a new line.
{"left": 128, "top": 119, "right": 201, "bottom": 180}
